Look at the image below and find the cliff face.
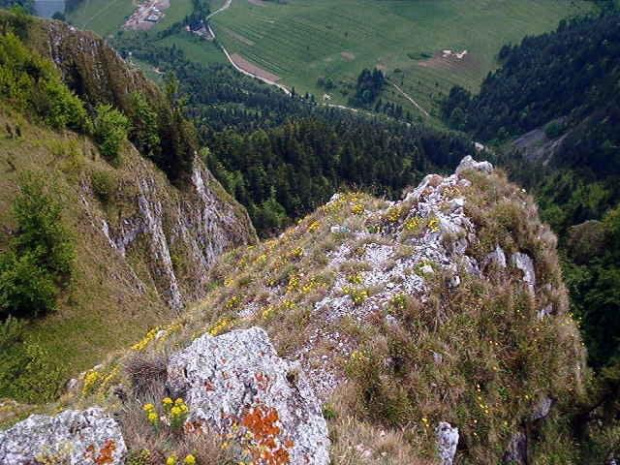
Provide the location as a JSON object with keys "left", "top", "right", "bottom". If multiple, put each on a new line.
{"left": 33, "top": 19, "right": 160, "bottom": 115}
{"left": 83, "top": 146, "right": 256, "bottom": 311}
{"left": 1, "top": 157, "right": 588, "bottom": 465}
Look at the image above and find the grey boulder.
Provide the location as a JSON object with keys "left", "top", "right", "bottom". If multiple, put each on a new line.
{"left": 0, "top": 407, "right": 126, "bottom": 465}
{"left": 167, "top": 326, "right": 330, "bottom": 465}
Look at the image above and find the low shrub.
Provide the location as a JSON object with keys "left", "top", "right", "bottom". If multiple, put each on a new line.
{"left": 94, "top": 104, "right": 130, "bottom": 165}
{"left": 91, "top": 170, "right": 117, "bottom": 204}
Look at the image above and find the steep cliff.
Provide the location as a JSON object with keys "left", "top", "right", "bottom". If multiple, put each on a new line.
{"left": 1, "top": 157, "right": 591, "bottom": 465}
{"left": 0, "top": 12, "right": 256, "bottom": 402}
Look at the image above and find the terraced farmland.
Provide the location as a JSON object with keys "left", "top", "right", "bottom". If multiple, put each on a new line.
{"left": 211, "top": 0, "right": 595, "bottom": 118}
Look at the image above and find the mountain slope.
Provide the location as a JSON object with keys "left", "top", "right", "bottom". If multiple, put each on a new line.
{"left": 18, "top": 157, "right": 592, "bottom": 465}
{"left": 441, "top": 11, "right": 620, "bottom": 368}
{"left": 0, "top": 12, "right": 256, "bottom": 403}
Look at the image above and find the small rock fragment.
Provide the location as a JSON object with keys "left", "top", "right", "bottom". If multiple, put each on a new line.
{"left": 436, "top": 421, "right": 459, "bottom": 465}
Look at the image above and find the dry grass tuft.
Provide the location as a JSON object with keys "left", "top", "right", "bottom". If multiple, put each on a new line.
{"left": 124, "top": 350, "right": 168, "bottom": 399}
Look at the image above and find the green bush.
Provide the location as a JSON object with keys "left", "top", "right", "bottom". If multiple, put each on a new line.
{"left": 0, "top": 174, "right": 74, "bottom": 318}
{"left": 91, "top": 170, "right": 117, "bottom": 203}
{"left": 12, "top": 174, "right": 75, "bottom": 278}
{"left": 129, "top": 92, "right": 160, "bottom": 158}
{"left": 544, "top": 120, "right": 566, "bottom": 138}
{"left": 0, "top": 252, "right": 58, "bottom": 318}
{"left": 94, "top": 104, "right": 130, "bottom": 164}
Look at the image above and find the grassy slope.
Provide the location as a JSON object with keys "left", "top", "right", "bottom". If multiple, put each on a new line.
{"left": 211, "top": 0, "right": 593, "bottom": 117}
{"left": 0, "top": 107, "right": 171, "bottom": 401}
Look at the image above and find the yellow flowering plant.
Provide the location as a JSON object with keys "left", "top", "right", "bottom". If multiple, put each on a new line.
{"left": 82, "top": 370, "right": 100, "bottom": 396}
{"left": 169, "top": 398, "right": 190, "bottom": 431}
{"left": 143, "top": 403, "right": 159, "bottom": 430}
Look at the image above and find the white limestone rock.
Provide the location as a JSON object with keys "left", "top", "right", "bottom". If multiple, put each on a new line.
{"left": 167, "top": 327, "right": 330, "bottom": 465}
{"left": 436, "top": 422, "right": 459, "bottom": 465}
{"left": 531, "top": 396, "right": 554, "bottom": 421}
{"left": 484, "top": 245, "right": 507, "bottom": 270}
{"left": 511, "top": 252, "right": 536, "bottom": 290}
{"left": 456, "top": 155, "right": 494, "bottom": 175}
{"left": 0, "top": 408, "right": 126, "bottom": 465}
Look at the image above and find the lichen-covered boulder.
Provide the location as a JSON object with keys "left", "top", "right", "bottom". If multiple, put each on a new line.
{"left": 436, "top": 422, "right": 459, "bottom": 465}
{"left": 0, "top": 407, "right": 126, "bottom": 464}
{"left": 167, "top": 327, "right": 330, "bottom": 465}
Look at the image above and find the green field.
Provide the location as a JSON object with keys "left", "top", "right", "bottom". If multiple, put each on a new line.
{"left": 66, "top": 0, "right": 192, "bottom": 37}
{"left": 66, "top": 0, "right": 134, "bottom": 37}
{"left": 158, "top": 33, "right": 227, "bottom": 63}
{"left": 68, "top": 0, "right": 227, "bottom": 65}
{"left": 211, "top": 0, "right": 595, "bottom": 118}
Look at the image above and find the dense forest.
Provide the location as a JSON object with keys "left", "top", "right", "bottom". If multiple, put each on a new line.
{"left": 442, "top": 11, "right": 620, "bottom": 370}
{"left": 113, "top": 28, "right": 472, "bottom": 234}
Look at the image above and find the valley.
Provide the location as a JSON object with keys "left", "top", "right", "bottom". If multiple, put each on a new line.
{"left": 209, "top": 0, "right": 594, "bottom": 118}
{"left": 0, "top": 3, "right": 619, "bottom": 465}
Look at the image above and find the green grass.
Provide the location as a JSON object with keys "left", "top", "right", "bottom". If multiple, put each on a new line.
{"left": 151, "top": 0, "right": 193, "bottom": 32}
{"left": 157, "top": 34, "right": 227, "bottom": 64}
{"left": 67, "top": 0, "right": 193, "bottom": 38}
{"left": 0, "top": 108, "right": 170, "bottom": 403}
{"left": 68, "top": 0, "right": 226, "bottom": 65}
{"left": 66, "top": 0, "right": 134, "bottom": 37}
{"left": 211, "top": 0, "right": 594, "bottom": 117}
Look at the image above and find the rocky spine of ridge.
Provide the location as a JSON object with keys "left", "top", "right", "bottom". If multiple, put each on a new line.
{"left": 0, "top": 157, "right": 587, "bottom": 464}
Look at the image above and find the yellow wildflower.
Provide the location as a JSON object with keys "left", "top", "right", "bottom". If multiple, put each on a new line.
{"left": 82, "top": 370, "right": 100, "bottom": 396}
{"left": 428, "top": 217, "right": 440, "bottom": 232}
{"left": 183, "top": 455, "right": 196, "bottom": 465}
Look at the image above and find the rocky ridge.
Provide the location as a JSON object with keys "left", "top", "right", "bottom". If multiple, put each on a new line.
{"left": 0, "top": 157, "right": 586, "bottom": 464}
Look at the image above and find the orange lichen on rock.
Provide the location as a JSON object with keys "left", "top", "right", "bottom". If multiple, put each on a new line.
{"left": 84, "top": 439, "right": 116, "bottom": 464}
{"left": 239, "top": 405, "right": 292, "bottom": 465}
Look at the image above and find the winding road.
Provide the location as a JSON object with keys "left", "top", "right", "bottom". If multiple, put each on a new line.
{"left": 206, "top": 0, "right": 232, "bottom": 20}
{"left": 205, "top": 0, "right": 431, "bottom": 116}
{"left": 206, "top": 0, "right": 292, "bottom": 95}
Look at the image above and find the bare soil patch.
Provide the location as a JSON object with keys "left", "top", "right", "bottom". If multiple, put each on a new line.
{"left": 248, "top": 0, "right": 267, "bottom": 6}
{"left": 124, "top": 0, "right": 170, "bottom": 31}
{"left": 230, "top": 53, "right": 281, "bottom": 83}
{"left": 340, "top": 51, "right": 355, "bottom": 62}
{"left": 417, "top": 49, "right": 478, "bottom": 73}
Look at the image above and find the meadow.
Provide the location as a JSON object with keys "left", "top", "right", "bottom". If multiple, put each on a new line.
{"left": 66, "top": 0, "right": 134, "bottom": 38}
{"left": 211, "top": 0, "right": 594, "bottom": 118}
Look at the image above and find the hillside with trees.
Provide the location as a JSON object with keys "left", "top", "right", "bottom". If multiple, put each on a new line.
{"left": 113, "top": 33, "right": 472, "bottom": 235}
{"left": 442, "top": 11, "right": 620, "bottom": 370}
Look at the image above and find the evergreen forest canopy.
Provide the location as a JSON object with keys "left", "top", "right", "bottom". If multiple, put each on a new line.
{"left": 112, "top": 32, "right": 472, "bottom": 235}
